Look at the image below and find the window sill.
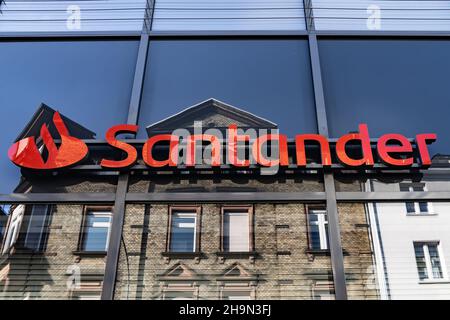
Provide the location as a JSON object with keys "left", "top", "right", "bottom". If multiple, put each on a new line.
{"left": 406, "top": 213, "right": 438, "bottom": 217}
{"left": 72, "top": 251, "right": 107, "bottom": 257}
{"left": 161, "top": 251, "right": 204, "bottom": 259}
{"left": 419, "top": 279, "right": 450, "bottom": 284}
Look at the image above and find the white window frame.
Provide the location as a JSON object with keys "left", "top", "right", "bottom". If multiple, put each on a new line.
{"left": 162, "top": 283, "right": 198, "bottom": 300}
{"left": 82, "top": 210, "right": 112, "bottom": 252}
{"left": 170, "top": 211, "right": 198, "bottom": 253}
{"left": 308, "top": 209, "right": 329, "bottom": 250}
{"left": 414, "top": 241, "right": 448, "bottom": 282}
{"left": 222, "top": 290, "right": 253, "bottom": 300}
{"left": 163, "top": 291, "right": 195, "bottom": 300}
{"left": 400, "top": 183, "right": 433, "bottom": 215}
{"left": 72, "top": 292, "right": 102, "bottom": 300}
{"left": 70, "top": 281, "right": 103, "bottom": 300}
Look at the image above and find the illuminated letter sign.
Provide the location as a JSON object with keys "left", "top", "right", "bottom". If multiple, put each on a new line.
{"left": 8, "top": 116, "right": 437, "bottom": 170}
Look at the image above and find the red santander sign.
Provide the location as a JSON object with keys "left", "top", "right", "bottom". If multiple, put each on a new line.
{"left": 8, "top": 112, "right": 437, "bottom": 170}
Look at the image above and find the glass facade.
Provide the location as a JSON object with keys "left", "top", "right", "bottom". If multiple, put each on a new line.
{"left": 138, "top": 39, "right": 317, "bottom": 138}
{"left": 0, "top": 39, "right": 139, "bottom": 193}
{"left": 0, "top": 0, "right": 450, "bottom": 301}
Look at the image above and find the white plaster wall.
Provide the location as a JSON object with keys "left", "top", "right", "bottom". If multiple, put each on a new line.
{"left": 370, "top": 180, "right": 450, "bottom": 299}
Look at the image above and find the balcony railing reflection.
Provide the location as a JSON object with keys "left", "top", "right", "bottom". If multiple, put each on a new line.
{"left": 0, "top": 1, "right": 449, "bottom": 37}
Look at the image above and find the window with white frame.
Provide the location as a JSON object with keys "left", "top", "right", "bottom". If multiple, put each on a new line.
{"left": 400, "top": 183, "right": 430, "bottom": 214}
{"left": 2, "top": 205, "right": 25, "bottom": 255}
{"left": 81, "top": 209, "right": 112, "bottom": 252}
{"left": 24, "top": 205, "right": 51, "bottom": 252}
{"left": 223, "top": 208, "right": 251, "bottom": 252}
{"left": 308, "top": 208, "right": 329, "bottom": 250}
{"left": 414, "top": 242, "right": 446, "bottom": 281}
{"left": 169, "top": 209, "right": 198, "bottom": 252}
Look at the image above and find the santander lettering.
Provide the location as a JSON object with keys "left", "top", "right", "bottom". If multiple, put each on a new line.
{"left": 8, "top": 112, "right": 437, "bottom": 171}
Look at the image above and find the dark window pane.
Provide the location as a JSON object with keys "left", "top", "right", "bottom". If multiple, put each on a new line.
{"left": 223, "top": 211, "right": 250, "bottom": 252}
{"left": 324, "top": 223, "right": 330, "bottom": 249}
{"left": 309, "top": 214, "right": 318, "bottom": 223}
{"left": 0, "top": 207, "right": 7, "bottom": 245}
{"left": 139, "top": 40, "right": 317, "bottom": 138}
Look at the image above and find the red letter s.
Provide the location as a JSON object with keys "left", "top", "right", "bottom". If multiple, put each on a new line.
{"left": 100, "top": 125, "right": 139, "bottom": 168}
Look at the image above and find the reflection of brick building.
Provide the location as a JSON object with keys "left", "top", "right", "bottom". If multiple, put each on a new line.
{"left": 1, "top": 0, "right": 450, "bottom": 303}
{"left": 0, "top": 101, "right": 378, "bottom": 300}
{"left": 114, "top": 202, "right": 377, "bottom": 300}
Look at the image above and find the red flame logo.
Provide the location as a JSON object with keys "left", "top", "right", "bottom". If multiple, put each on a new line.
{"left": 8, "top": 112, "right": 88, "bottom": 169}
